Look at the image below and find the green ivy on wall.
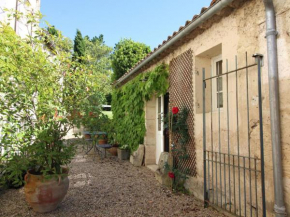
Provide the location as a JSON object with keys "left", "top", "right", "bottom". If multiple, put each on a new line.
{"left": 112, "top": 63, "right": 169, "bottom": 152}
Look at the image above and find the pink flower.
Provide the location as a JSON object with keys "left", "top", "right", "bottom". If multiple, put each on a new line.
{"left": 172, "top": 107, "right": 179, "bottom": 114}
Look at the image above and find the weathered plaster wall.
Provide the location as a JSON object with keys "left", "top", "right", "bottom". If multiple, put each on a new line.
{"left": 140, "top": 0, "right": 290, "bottom": 216}
{"left": 0, "top": 0, "right": 41, "bottom": 38}
{"left": 144, "top": 96, "right": 157, "bottom": 165}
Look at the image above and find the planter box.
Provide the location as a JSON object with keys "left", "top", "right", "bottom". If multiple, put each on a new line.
{"left": 117, "top": 148, "right": 130, "bottom": 160}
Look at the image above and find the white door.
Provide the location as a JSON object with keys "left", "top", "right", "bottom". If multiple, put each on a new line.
{"left": 156, "top": 96, "right": 164, "bottom": 164}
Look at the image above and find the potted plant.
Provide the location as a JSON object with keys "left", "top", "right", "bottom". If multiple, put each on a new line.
{"left": 0, "top": 21, "right": 102, "bottom": 212}
{"left": 95, "top": 134, "right": 107, "bottom": 145}
{"left": 23, "top": 118, "right": 75, "bottom": 213}
{"left": 117, "top": 145, "right": 130, "bottom": 160}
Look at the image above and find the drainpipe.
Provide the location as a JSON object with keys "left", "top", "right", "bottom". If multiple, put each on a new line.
{"left": 263, "top": 0, "right": 286, "bottom": 216}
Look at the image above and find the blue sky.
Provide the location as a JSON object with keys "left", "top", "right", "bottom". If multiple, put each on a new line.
{"left": 40, "top": 0, "right": 212, "bottom": 49}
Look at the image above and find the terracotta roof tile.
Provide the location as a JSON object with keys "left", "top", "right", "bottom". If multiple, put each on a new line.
{"left": 200, "top": 7, "right": 208, "bottom": 14}
{"left": 185, "top": 20, "right": 191, "bottom": 26}
{"left": 210, "top": 0, "right": 220, "bottom": 6}
{"left": 179, "top": 26, "right": 184, "bottom": 31}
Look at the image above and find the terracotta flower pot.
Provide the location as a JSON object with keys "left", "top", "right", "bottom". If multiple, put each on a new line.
{"left": 84, "top": 134, "right": 91, "bottom": 139}
{"left": 108, "top": 146, "right": 118, "bottom": 156}
{"left": 98, "top": 139, "right": 108, "bottom": 145}
{"left": 24, "top": 168, "right": 69, "bottom": 213}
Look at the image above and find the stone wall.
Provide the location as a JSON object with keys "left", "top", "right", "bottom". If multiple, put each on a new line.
{"left": 140, "top": 0, "right": 290, "bottom": 216}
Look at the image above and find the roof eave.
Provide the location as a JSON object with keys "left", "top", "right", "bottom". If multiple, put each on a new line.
{"left": 115, "top": 0, "right": 235, "bottom": 87}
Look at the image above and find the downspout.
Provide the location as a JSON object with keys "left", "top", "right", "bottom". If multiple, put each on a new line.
{"left": 263, "top": 0, "right": 286, "bottom": 216}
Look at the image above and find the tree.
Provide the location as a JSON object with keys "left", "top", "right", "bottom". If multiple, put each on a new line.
{"left": 111, "top": 39, "right": 151, "bottom": 81}
{"left": 91, "top": 34, "right": 104, "bottom": 44}
{"left": 73, "top": 29, "right": 85, "bottom": 62}
{"left": 84, "top": 35, "right": 112, "bottom": 96}
{"left": 47, "top": 25, "right": 59, "bottom": 37}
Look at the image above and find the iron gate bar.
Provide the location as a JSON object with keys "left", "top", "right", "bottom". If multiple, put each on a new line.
{"left": 255, "top": 158, "right": 258, "bottom": 217}
{"left": 208, "top": 150, "right": 258, "bottom": 160}
{"left": 204, "top": 63, "right": 257, "bottom": 81}
{"left": 254, "top": 54, "right": 266, "bottom": 217}
{"left": 218, "top": 66, "right": 222, "bottom": 208}
{"left": 246, "top": 52, "right": 253, "bottom": 217}
{"left": 226, "top": 59, "right": 232, "bottom": 212}
{"left": 243, "top": 157, "right": 247, "bottom": 217}
{"left": 211, "top": 75, "right": 214, "bottom": 206}
{"left": 203, "top": 53, "right": 266, "bottom": 217}
{"left": 205, "top": 153, "right": 262, "bottom": 172}
{"left": 203, "top": 68, "right": 208, "bottom": 207}
{"left": 233, "top": 155, "right": 236, "bottom": 214}
{"left": 235, "top": 55, "right": 242, "bottom": 217}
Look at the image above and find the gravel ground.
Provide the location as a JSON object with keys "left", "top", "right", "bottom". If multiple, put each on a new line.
{"left": 0, "top": 143, "right": 226, "bottom": 217}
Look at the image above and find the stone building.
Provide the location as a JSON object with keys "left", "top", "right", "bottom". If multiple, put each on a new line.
{"left": 114, "top": 0, "right": 290, "bottom": 216}
{"left": 0, "top": 0, "right": 41, "bottom": 38}
{"left": 0, "top": 0, "right": 41, "bottom": 156}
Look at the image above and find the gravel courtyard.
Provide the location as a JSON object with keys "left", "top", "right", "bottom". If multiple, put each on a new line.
{"left": 0, "top": 143, "right": 225, "bottom": 217}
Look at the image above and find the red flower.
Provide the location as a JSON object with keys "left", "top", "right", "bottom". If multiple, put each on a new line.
{"left": 168, "top": 172, "right": 175, "bottom": 179}
{"left": 172, "top": 107, "right": 179, "bottom": 114}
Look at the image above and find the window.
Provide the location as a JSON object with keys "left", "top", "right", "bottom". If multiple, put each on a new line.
{"left": 212, "top": 55, "right": 223, "bottom": 109}
{"left": 216, "top": 60, "right": 223, "bottom": 108}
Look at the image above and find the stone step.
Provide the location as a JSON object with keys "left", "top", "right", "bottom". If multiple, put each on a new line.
{"left": 146, "top": 164, "right": 158, "bottom": 173}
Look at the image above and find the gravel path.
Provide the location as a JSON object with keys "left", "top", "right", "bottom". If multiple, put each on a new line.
{"left": 0, "top": 144, "right": 225, "bottom": 217}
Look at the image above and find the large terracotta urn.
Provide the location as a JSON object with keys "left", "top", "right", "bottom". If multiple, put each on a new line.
{"left": 24, "top": 168, "right": 69, "bottom": 213}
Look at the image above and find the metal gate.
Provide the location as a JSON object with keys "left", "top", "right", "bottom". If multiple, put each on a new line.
{"left": 202, "top": 53, "right": 266, "bottom": 217}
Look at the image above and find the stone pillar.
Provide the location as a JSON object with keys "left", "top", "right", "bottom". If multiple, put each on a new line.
{"left": 144, "top": 96, "right": 156, "bottom": 165}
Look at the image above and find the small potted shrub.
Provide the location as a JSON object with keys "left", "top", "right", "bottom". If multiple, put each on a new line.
{"left": 95, "top": 134, "right": 108, "bottom": 145}
{"left": 117, "top": 145, "right": 130, "bottom": 160}
{"left": 102, "top": 118, "right": 119, "bottom": 156}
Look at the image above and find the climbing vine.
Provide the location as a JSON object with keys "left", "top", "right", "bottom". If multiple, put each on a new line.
{"left": 165, "top": 107, "right": 190, "bottom": 192}
{"left": 112, "top": 63, "right": 169, "bottom": 152}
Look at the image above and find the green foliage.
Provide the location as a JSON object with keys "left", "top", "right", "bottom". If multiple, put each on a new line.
{"left": 73, "top": 29, "right": 86, "bottom": 62}
{"left": 43, "top": 25, "right": 73, "bottom": 54}
{"left": 84, "top": 35, "right": 112, "bottom": 96}
{"left": 0, "top": 16, "right": 104, "bottom": 187}
{"left": 164, "top": 108, "right": 190, "bottom": 193}
{"left": 47, "top": 25, "right": 59, "bottom": 37}
{"left": 0, "top": 152, "right": 29, "bottom": 188}
{"left": 112, "top": 63, "right": 169, "bottom": 152}
{"left": 105, "top": 93, "right": 112, "bottom": 105}
{"left": 111, "top": 38, "right": 151, "bottom": 81}
{"left": 88, "top": 34, "right": 104, "bottom": 44}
